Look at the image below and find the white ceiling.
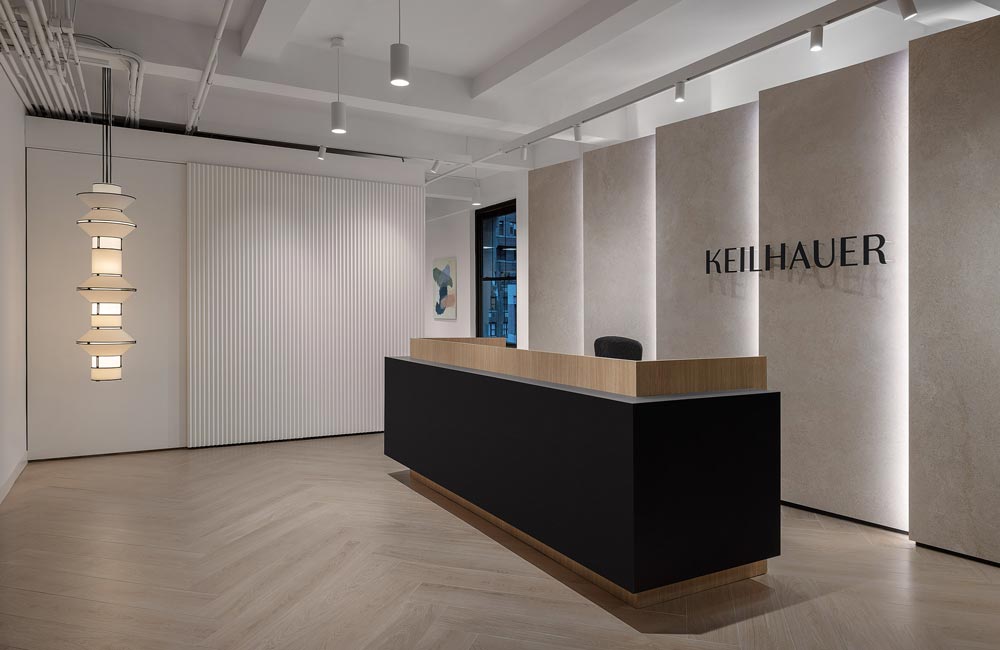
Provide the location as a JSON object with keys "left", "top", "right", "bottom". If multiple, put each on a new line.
{"left": 62, "top": 0, "right": 999, "bottom": 194}
{"left": 88, "top": 0, "right": 258, "bottom": 30}
{"left": 292, "top": 0, "right": 590, "bottom": 78}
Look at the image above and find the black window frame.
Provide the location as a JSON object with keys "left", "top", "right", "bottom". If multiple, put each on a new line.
{"left": 475, "top": 199, "right": 517, "bottom": 347}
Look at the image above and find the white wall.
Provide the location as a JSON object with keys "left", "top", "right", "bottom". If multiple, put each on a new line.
{"left": 189, "top": 164, "right": 424, "bottom": 446}
{"left": 0, "top": 83, "right": 25, "bottom": 501}
{"left": 26, "top": 149, "right": 187, "bottom": 459}
{"left": 759, "top": 53, "right": 909, "bottom": 531}
{"left": 910, "top": 16, "right": 1000, "bottom": 562}
{"left": 425, "top": 210, "right": 474, "bottom": 338}
{"left": 25, "top": 117, "right": 424, "bottom": 459}
{"left": 527, "top": 160, "right": 583, "bottom": 355}
{"left": 656, "top": 103, "right": 759, "bottom": 360}
{"left": 583, "top": 137, "right": 656, "bottom": 359}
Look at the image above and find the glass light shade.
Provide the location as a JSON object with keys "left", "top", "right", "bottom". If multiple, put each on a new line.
{"left": 390, "top": 43, "right": 410, "bottom": 86}
{"left": 91, "top": 303, "right": 123, "bottom": 328}
{"left": 331, "top": 101, "right": 347, "bottom": 134}
{"left": 77, "top": 274, "right": 136, "bottom": 304}
{"left": 78, "top": 210, "right": 136, "bottom": 239}
{"left": 92, "top": 248, "right": 122, "bottom": 275}
{"left": 90, "top": 355, "right": 123, "bottom": 381}
{"left": 76, "top": 183, "right": 135, "bottom": 211}
{"left": 77, "top": 327, "right": 136, "bottom": 357}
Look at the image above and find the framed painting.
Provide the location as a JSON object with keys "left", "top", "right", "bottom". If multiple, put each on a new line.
{"left": 432, "top": 256, "right": 457, "bottom": 320}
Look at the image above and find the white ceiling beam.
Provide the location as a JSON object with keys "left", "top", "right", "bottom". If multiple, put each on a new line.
{"left": 430, "top": 0, "right": 889, "bottom": 185}
{"left": 73, "top": 3, "right": 542, "bottom": 140}
{"left": 425, "top": 175, "right": 475, "bottom": 201}
{"left": 240, "top": 0, "right": 315, "bottom": 61}
{"left": 472, "top": 0, "right": 682, "bottom": 98}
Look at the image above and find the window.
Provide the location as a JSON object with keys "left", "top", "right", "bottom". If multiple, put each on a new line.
{"left": 476, "top": 199, "right": 516, "bottom": 346}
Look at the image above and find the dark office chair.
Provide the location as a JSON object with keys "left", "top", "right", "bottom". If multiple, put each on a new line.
{"left": 594, "top": 336, "right": 643, "bottom": 361}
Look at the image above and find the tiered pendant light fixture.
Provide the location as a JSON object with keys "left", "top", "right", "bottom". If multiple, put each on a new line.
{"left": 331, "top": 36, "right": 347, "bottom": 134}
{"left": 390, "top": 0, "right": 410, "bottom": 87}
{"left": 76, "top": 69, "right": 136, "bottom": 381}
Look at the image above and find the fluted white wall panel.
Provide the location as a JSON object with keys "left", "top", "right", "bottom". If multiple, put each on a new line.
{"left": 188, "top": 164, "right": 424, "bottom": 447}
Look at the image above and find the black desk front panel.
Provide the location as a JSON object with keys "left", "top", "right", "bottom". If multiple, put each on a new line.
{"left": 384, "top": 356, "right": 780, "bottom": 594}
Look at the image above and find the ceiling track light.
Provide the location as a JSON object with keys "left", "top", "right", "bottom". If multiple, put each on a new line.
{"left": 331, "top": 36, "right": 347, "bottom": 134}
{"left": 896, "top": 0, "right": 918, "bottom": 20}
{"left": 390, "top": 0, "right": 410, "bottom": 87}
{"left": 318, "top": 145, "right": 326, "bottom": 160}
{"left": 809, "top": 25, "right": 824, "bottom": 52}
{"left": 429, "top": 160, "right": 440, "bottom": 174}
{"left": 472, "top": 169, "right": 482, "bottom": 206}
{"left": 674, "top": 80, "right": 686, "bottom": 103}
{"left": 521, "top": 145, "right": 528, "bottom": 162}
{"left": 573, "top": 124, "right": 582, "bottom": 142}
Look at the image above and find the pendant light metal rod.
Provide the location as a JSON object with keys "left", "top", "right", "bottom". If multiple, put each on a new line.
{"left": 426, "top": 0, "right": 884, "bottom": 186}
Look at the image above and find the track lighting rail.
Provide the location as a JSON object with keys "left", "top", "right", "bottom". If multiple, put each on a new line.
{"left": 426, "top": 0, "right": 890, "bottom": 186}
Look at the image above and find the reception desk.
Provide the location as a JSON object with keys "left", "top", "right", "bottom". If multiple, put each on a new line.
{"left": 384, "top": 338, "right": 780, "bottom": 607}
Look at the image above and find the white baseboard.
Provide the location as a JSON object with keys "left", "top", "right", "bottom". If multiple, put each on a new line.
{"left": 0, "top": 456, "right": 26, "bottom": 505}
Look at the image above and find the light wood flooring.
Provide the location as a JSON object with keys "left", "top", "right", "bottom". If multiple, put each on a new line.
{"left": 0, "top": 433, "right": 998, "bottom": 649}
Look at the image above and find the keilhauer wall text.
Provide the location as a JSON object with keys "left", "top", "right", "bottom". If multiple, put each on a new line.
{"left": 706, "top": 234, "right": 887, "bottom": 274}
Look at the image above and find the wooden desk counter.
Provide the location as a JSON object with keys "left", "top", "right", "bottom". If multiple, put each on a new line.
{"left": 409, "top": 337, "right": 767, "bottom": 397}
{"left": 385, "top": 338, "right": 779, "bottom": 608}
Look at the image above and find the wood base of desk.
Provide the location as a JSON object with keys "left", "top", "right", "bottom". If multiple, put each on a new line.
{"left": 411, "top": 470, "right": 767, "bottom": 608}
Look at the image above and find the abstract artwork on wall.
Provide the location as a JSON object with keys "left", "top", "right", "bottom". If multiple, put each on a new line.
{"left": 432, "top": 256, "right": 457, "bottom": 320}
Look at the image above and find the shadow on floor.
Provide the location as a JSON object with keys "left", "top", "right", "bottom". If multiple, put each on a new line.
{"left": 389, "top": 469, "right": 831, "bottom": 634}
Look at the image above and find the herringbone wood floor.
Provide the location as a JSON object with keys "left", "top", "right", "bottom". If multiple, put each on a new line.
{"left": 0, "top": 434, "right": 997, "bottom": 649}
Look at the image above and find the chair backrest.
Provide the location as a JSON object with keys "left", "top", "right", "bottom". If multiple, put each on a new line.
{"left": 594, "top": 336, "right": 643, "bottom": 361}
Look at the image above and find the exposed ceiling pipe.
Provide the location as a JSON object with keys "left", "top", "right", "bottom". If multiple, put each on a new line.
{"left": 62, "top": 0, "right": 90, "bottom": 119}
{"left": 76, "top": 43, "right": 143, "bottom": 125}
{"left": 50, "top": 13, "right": 84, "bottom": 118}
{"left": 0, "top": 8, "right": 40, "bottom": 112}
{"left": 0, "top": 0, "right": 141, "bottom": 123}
{"left": 426, "top": 0, "right": 885, "bottom": 186}
{"left": 22, "top": 0, "right": 72, "bottom": 117}
{"left": 0, "top": 41, "right": 31, "bottom": 111}
{"left": 2, "top": 0, "right": 56, "bottom": 116}
{"left": 64, "top": 25, "right": 92, "bottom": 119}
{"left": 185, "top": 0, "right": 236, "bottom": 134}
